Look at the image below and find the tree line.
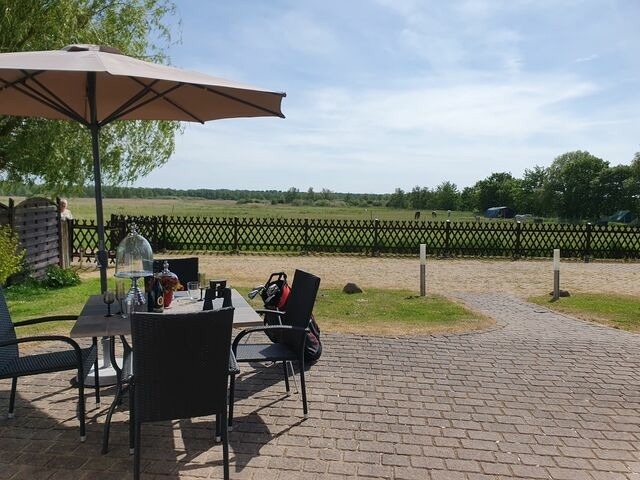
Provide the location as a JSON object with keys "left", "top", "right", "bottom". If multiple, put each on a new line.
{"left": 388, "top": 150, "right": 640, "bottom": 221}
{"left": 2, "top": 150, "right": 639, "bottom": 222}
{"left": 0, "top": 183, "right": 389, "bottom": 208}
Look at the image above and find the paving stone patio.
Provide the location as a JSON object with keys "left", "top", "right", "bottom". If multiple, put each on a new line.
{"left": 1, "top": 294, "right": 640, "bottom": 479}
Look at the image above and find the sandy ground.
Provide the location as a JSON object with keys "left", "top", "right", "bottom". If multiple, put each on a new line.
{"left": 82, "top": 254, "right": 640, "bottom": 298}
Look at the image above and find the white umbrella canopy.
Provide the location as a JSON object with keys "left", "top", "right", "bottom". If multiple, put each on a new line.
{"left": 0, "top": 44, "right": 285, "bottom": 122}
{"left": 0, "top": 44, "right": 286, "bottom": 291}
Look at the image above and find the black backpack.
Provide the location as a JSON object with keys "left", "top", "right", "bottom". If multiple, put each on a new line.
{"left": 249, "top": 272, "right": 322, "bottom": 363}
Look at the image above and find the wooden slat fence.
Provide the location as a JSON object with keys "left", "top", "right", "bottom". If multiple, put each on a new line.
{"left": 68, "top": 214, "right": 640, "bottom": 261}
{"left": 0, "top": 197, "right": 61, "bottom": 278}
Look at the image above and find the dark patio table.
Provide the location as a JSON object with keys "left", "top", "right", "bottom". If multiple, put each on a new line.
{"left": 71, "top": 289, "right": 262, "bottom": 338}
{"left": 70, "top": 289, "right": 263, "bottom": 386}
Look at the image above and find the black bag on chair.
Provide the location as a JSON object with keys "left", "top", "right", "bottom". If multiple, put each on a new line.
{"left": 303, "top": 314, "right": 322, "bottom": 364}
{"left": 249, "top": 271, "right": 322, "bottom": 363}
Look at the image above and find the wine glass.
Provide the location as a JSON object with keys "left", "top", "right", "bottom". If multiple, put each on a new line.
{"left": 115, "top": 281, "right": 126, "bottom": 317}
{"left": 103, "top": 290, "right": 116, "bottom": 317}
{"left": 198, "top": 273, "right": 207, "bottom": 301}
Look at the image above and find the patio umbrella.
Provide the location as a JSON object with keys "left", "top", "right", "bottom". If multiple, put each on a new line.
{"left": 0, "top": 44, "right": 285, "bottom": 291}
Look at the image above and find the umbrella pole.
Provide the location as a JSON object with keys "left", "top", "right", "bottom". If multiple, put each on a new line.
{"left": 88, "top": 72, "right": 108, "bottom": 293}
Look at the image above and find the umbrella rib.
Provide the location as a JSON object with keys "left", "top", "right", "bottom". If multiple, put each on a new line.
{"left": 195, "top": 84, "right": 286, "bottom": 118}
{"left": 0, "top": 71, "right": 88, "bottom": 126}
{"left": 22, "top": 71, "right": 89, "bottom": 125}
{"left": 128, "top": 78, "right": 204, "bottom": 123}
{"left": 100, "top": 80, "right": 199, "bottom": 125}
{"left": 99, "top": 79, "right": 163, "bottom": 125}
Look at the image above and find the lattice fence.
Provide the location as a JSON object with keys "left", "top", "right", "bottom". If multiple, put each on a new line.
{"left": 69, "top": 215, "right": 640, "bottom": 261}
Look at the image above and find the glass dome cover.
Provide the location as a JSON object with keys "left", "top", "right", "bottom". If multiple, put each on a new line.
{"left": 114, "top": 224, "right": 153, "bottom": 278}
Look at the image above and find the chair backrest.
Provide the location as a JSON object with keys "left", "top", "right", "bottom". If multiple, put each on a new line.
{"left": 130, "top": 307, "right": 234, "bottom": 423}
{"left": 281, "top": 270, "right": 320, "bottom": 350}
{"left": 0, "top": 286, "right": 18, "bottom": 367}
{"left": 153, "top": 257, "right": 199, "bottom": 284}
{"left": 203, "top": 286, "right": 232, "bottom": 311}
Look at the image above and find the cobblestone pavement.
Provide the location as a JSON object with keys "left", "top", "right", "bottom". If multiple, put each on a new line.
{"left": 1, "top": 294, "right": 640, "bottom": 479}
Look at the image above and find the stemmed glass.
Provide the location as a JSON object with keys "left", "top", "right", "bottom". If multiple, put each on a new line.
{"left": 198, "top": 273, "right": 207, "bottom": 301}
{"left": 103, "top": 290, "right": 116, "bottom": 317}
{"left": 115, "top": 281, "right": 127, "bottom": 317}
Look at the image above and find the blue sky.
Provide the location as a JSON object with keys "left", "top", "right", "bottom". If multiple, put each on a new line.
{"left": 135, "top": 0, "right": 640, "bottom": 194}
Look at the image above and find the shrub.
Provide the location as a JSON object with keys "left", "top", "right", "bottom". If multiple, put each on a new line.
{"left": 0, "top": 225, "right": 24, "bottom": 285}
{"left": 43, "top": 264, "right": 81, "bottom": 288}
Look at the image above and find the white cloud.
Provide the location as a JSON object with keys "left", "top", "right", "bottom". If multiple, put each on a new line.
{"left": 294, "top": 74, "right": 599, "bottom": 141}
{"left": 574, "top": 53, "right": 600, "bottom": 63}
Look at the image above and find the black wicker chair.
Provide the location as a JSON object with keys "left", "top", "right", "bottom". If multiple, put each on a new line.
{"left": 129, "top": 307, "right": 235, "bottom": 480}
{"left": 230, "top": 269, "right": 320, "bottom": 426}
{"left": 153, "top": 257, "right": 199, "bottom": 284}
{"left": 0, "top": 286, "right": 99, "bottom": 441}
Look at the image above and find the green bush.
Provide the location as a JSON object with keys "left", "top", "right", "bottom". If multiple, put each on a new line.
{"left": 0, "top": 225, "right": 24, "bottom": 285}
{"left": 43, "top": 264, "right": 81, "bottom": 288}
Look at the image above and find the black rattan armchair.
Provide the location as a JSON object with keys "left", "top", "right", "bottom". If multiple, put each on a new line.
{"left": 230, "top": 269, "right": 320, "bottom": 425}
{"left": 129, "top": 308, "right": 235, "bottom": 480}
{"left": 0, "top": 286, "right": 99, "bottom": 441}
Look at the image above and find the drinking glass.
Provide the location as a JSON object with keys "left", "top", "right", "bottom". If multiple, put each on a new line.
{"left": 187, "top": 281, "right": 199, "bottom": 302}
{"left": 103, "top": 290, "right": 116, "bottom": 317}
{"left": 115, "top": 281, "right": 126, "bottom": 317}
{"left": 198, "top": 273, "right": 207, "bottom": 301}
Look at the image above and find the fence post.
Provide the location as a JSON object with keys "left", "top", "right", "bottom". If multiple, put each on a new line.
{"left": 514, "top": 221, "right": 522, "bottom": 260}
{"left": 303, "top": 218, "right": 309, "bottom": 255}
{"left": 584, "top": 222, "right": 592, "bottom": 263}
{"left": 59, "top": 220, "right": 70, "bottom": 268}
{"left": 8, "top": 198, "right": 14, "bottom": 226}
{"left": 161, "top": 215, "right": 168, "bottom": 251}
{"left": 372, "top": 218, "right": 380, "bottom": 257}
{"left": 445, "top": 219, "right": 451, "bottom": 257}
{"left": 68, "top": 219, "right": 75, "bottom": 264}
{"left": 233, "top": 216, "right": 239, "bottom": 253}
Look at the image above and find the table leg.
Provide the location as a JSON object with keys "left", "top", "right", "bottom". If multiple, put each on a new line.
{"left": 103, "top": 335, "right": 133, "bottom": 454}
{"left": 85, "top": 336, "right": 123, "bottom": 387}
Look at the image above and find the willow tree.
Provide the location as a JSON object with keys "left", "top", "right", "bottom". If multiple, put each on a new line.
{"left": 0, "top": 0, "right": 181, "bottom": 192}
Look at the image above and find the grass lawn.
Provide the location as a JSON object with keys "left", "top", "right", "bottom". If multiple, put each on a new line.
{"left": 4, "top": 279, "right": 490, "bottom": 337}
{"left": 312, "top": 288, "right": 492, "bottom": 336}
{"left": 4, "top": 279, "right": 104, "bottom": 336}
{"left": 529, "top": 293, "right": 640, "bottom": 332}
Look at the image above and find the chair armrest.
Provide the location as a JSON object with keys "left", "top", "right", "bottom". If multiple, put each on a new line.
{"left": 229, "top": 351, "right": 240, "bottom": 375}
{"left": 0, "top": 335, "right": 85, "bottom": 357}
{"left": 254, "top": 308, "right": 285, "bottom": 316}
{"left": 232, "top": 325, "right": 308, "bottom": 351}
{"left": 13, "top": 315, "right": 78, "bottom": 327}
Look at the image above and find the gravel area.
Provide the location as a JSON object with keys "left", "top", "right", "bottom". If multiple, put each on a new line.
{"left": 195, "top": 255, "right": 640, "bottom": 297}
{"left": 86, "top": 255, "right": 640, "bottom": 298}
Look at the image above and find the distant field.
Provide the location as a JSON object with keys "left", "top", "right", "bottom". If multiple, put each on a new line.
{"left": 1, "top": 196, "right": 479, "bottom": 222}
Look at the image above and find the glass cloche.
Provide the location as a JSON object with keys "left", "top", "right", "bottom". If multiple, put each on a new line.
{"left": 114, "top": 224, "right": 153, "bottom": 305}
{"left": 115, "top": 224, "right": 153, "bottom": 278}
